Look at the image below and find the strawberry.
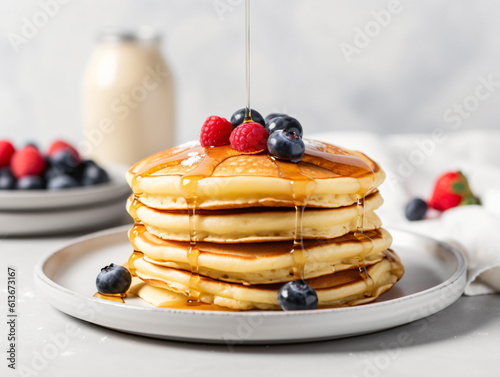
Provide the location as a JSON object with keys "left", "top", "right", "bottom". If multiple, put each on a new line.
{"left": 428, "top": 171, "right": 480, "bottom": 211}
{"left": 10, "top": 146, "right": 46, "bottom": 179}
{"left": 48, "top": 140, "right": 81, "bottom": 163}
{"left": 0, "top": 140, "right": 15, "bottom": 168}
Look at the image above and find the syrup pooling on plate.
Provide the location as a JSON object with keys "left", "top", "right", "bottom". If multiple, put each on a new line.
{"left": 151, "top": 300, "right": 239, "bottom": 312}
{"left": 93, "top": 292, "right": 125, "bottom": 303}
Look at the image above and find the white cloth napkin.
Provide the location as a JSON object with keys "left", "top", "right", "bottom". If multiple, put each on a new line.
{"left": 312, "top": 129, "right": 500, "bottom": 295}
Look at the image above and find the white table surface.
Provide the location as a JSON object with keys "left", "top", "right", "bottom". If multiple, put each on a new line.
{"left": 2, "top": 222, "right": 500, "bottom": 377}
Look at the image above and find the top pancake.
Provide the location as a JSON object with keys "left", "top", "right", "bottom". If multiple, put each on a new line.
{"left": 126, "top": 139, "right": 385, "bottom": 210}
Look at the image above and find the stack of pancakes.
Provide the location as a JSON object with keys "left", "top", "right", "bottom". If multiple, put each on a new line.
{"left": 125, "top": 139, "right": 403, "bottom": 310}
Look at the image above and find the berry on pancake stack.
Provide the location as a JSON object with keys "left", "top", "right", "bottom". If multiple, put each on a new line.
{"left": 123, "top": 110, "right": 404, "bottom": 310}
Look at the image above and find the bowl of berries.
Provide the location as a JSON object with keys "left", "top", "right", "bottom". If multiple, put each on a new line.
{"left": 0, "top": 140, "right": 131, "bottom": 235}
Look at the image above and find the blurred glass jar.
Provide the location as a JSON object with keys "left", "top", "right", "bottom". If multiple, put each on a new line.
{"left": 82, "top": 28, "right": 175, "bottom": 166}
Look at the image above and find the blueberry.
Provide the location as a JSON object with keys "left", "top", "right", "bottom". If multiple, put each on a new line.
{"left": 0, "top": 167, "right": 16, "bottom": 190}
{"left": 265, "top": 116, "right": 303, "bottom": 137}
{"left": 44, "top": 155, "right": 52, "bottom": 168}
{"left": 45, "top": 166, "right": 66, "bottom": 181}
{"left": 49, "top": 149, "right": 81, "bottom": 176}
{"left": 81, "top": 160, "right": 110, "bottom": 186}
{"left": 265, "top": 113, "right": 287, "bottom": 124}
{"left": 230, "top": 108, "right": 266, "bottom": 128}
{"left": 267, "top": 130, "right": 305, "bottom": 163}
{"left": 278, "top": 280, "right": 318, "bottom": 311}
{"left": 405, "top": 198, "right": 428, "bottom": 221}
{"left": 47, "top": 174, "right": 80, "bottom": 190}
{"left": 96, "top": 263, "right": 132, "bottom": 295}
{"left": 17, "top": 175, "right": 44, "bottom": 190}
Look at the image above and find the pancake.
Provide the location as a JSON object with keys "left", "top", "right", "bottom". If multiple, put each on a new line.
{"left": 131, "top": 250, "right": 404, "bottom": 310}
{"left": 127, "top": 192, "right": 383, "bottom": 243}
{"left": 120, "top": 137, "right": 403, "bottom": 311}
{"left": 130, "top": 226, "right": 393, "bottom": 284}
{"left": 126, "top": 139, "right": 385, "bottom": 210}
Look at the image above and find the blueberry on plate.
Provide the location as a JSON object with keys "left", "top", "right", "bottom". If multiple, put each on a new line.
{"left": 47, "top": 174, "right": 80, "bottom": 190}
{"left": 230, "top": 108, "right": 266, "bottom": 128}
{"left": 264, "top": 113, "right": 287, "bottom": 124}
{"left": 96, "top": 263, "right": 132, "bottom": 295}
{"left": 0, "top": 167, "right": 16, "bottom": 190}
{"left": 265, "top": 116, "right": 303, "bottom": 137}
{"left": 405, "top": 198, "right": 428, "bottom": 221}
{"left": 278, "top": 280, "right": 318, "bottom": 311}
{"left": 81, "top": 160, "right": 110, "bottom": 186}
{"left": 17, "top": 175, "right": 44, "bottom": 190}
{"left": 267, "top": 129, "right": 305, "bottom": 163}
{"left": 49, "top": 149, "right": 81, "bottom": 176}
{"left": 68, "top": 162, "right": 85, "bottom": 182}
{"left": 45, "top": 165, "right": 66, "bottom": 181}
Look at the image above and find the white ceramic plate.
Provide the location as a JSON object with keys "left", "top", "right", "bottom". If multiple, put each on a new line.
{"left": 0, "top": 199, "right": 130, "bottom": 236}
{"left": 0, "top": 165, "right": 130, "bottom": 210}
{"left": 35, "top": 226, "right": 467, "bottom": 344}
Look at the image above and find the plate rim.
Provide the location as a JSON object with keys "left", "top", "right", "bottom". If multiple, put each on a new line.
{"left": 34, "top": 225, "right": 467, "bottom": 318}
{"left": 0, "top": 164, "right": 130, "bottom": 211}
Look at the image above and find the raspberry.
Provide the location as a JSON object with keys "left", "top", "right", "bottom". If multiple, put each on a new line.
{"left": 10, "top": 146, "right": 46, "bottom": 179}
{"left": 200, "top": 116, "right": 233, "bottom": 147}
{"left": 229, "top": 122, "right": 269, "bottom": 153}
{"left": 48, "top": 140, "right": 81, "bottom": 163}
{"left": 0, "top": 140, "right": 15, "bottom": 168}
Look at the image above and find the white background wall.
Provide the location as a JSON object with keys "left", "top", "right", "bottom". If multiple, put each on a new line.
{"left": 1, "top": 0, "right": 500, "bottom": 148}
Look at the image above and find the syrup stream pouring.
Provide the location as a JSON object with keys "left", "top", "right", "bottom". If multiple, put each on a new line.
{"left": 244, "top": 0, "right": 253, "bottom": 123}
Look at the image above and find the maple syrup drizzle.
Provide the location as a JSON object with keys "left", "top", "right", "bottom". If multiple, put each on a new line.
{"left": 354, "top": 184, "right": 376, "bottom": 296}
{"left": 301, "top": 141, "right": 376, "bottom": 296}
{"left": 127, "top": 225, "right": 147, "bottom": 277}
{"left": 129, "top": 223, "right": 147, "bottom": 248}
{"left": 131, "top": 145, "right": 206, "bottom": 196}
{"left": 244, "top": 0, "right": 252, "bottom": 124}
{"left": 128, "top": 198, "right": 143, "bottom": 223}
{"left": 383, "top": 249, "right": 405, "bottom": 278}
{"left": 180, "top": 146, "right": 243, "bottom": 301}
{"left": 131, "top": 146, "right": 243, "bottom": 303}
{"left": 127, "top": 250, "right": 144, "bottom": 277}
{"left": 355, "top": 198, "right": 375, "bottom": 296}
{"left": 270, "top": 158, "right": 316, "bottom": 280}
